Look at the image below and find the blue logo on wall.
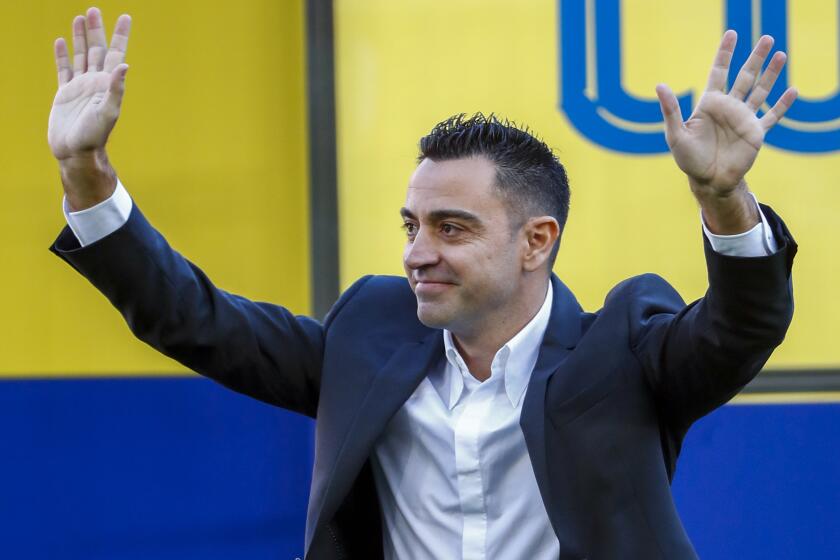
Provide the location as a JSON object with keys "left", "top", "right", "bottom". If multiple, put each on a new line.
{"left": 559, "top": 0, "right": 840, "bottom": 153}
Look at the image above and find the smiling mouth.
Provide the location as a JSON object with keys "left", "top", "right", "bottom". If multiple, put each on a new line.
{"left": 414, "top": 281, "right": 456, "bottom": 293}
{"left": 415, "top": 280, "right": 456, "bottom": 287}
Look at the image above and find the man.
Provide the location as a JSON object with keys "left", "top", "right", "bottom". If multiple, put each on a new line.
{"left": 48, "top": 7, "right": 797, "bottom": 560}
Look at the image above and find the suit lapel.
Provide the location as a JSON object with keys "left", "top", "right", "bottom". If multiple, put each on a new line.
{"left": 520, "top": 275, "right": 583, "bottom": 549}
{"left": 308, "top": 329, "right": 444, "bottom": 550}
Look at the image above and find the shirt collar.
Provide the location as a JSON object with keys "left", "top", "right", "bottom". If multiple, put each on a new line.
{"left": 440, "top": 282, "right": 554, "bottom": 409}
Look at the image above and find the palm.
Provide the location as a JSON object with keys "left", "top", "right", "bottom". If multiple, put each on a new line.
{"left": 49, "top": 71, "right": 114, "bottom": 160}
{"left": 49, "top": 9, "right": 132, "bottom": 161}
{"left": 671, "top": 92, "right": 764, "bottom": 189}
{"left": 656, "top": 31, "right": 797, "bottom": 195}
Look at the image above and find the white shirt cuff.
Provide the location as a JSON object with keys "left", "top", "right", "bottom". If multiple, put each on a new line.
{"left": 62, "top": 179, "right": 133, "bottom": 247}
{"left": 701, "top": 192, "right": 778, "bottom": 257}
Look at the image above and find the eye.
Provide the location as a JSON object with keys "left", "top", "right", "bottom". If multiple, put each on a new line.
{"left": 402, "top": 222, "right": 418, "bottom": 238}
{"left": 440, "top": 223, "right": 460, "bottom": 236}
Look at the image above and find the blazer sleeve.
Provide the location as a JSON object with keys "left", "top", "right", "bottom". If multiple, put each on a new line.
{"left": 50, "top": 203, "right": 366, "bottom": 418}
{"left": 629, "top": 203, "right": 797, "bottom": 428}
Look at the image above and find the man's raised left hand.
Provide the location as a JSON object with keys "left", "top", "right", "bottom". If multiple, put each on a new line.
{"left": 656, "top": 31, "right": 798, "bottom": 234}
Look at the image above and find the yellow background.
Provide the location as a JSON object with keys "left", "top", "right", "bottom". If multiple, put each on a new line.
{"left": 0, "top": 1, "right": 310, "bottom": 376}
{"left": 2, "top": 1, "right": 837, "bottom": 376}
{"left": 334, "top": 0, "right": 839, "bottom": 369}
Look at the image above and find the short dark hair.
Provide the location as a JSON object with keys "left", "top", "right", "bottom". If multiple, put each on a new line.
{"left": 417, "top": 113, "right": 570, "bottom": 265}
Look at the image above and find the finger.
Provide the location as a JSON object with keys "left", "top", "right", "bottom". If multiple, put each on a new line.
{"left": 729, "top": 35, "right": 774, "bottom": 100}
{"left": 760, "top": 87, "right": 798, "bottom": 130}
{"left": 101, "top": 64, "right": 129, "bottom": 122}
{"left": 104, "top": 15, "right": 132, "bottom": 73}
{"left": 72, "top": 15, "right": 87, "bottom": 77}
{"left": 705, "top": 30, "right": 738, "bottom": 92}
{"left": 55, "top": 38, "right": 72, "bottom": 86}
{"left": 746, "top": 51, "right": 786, "bottom": 111}
{"left": 85, "top": 7, "right": 108, "bottom": 72}
{"left": 656, "top": 84, "right": 685, "bottom": 144}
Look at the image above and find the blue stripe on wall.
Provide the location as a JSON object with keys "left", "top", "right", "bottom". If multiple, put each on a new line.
{"left": 3, "top": 379, "right": 838, "bottom": 559}
{"left": 0, "top": 377, "right": 314, "bottom": 560}
{"left": 672, "top": 402, "right": 840, "bottom": 559}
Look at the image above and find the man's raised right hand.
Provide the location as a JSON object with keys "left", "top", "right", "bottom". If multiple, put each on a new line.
{"left": 49, "top": 7, "right": 131, "bottom": 211}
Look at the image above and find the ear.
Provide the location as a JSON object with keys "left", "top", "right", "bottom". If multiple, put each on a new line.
{"left": 522, "top": 216, "right": 560, "bottom": 272}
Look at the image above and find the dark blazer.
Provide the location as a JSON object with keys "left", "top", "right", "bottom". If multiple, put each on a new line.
{"left": 51, "top": 203, "right": 796, "bottom": 560}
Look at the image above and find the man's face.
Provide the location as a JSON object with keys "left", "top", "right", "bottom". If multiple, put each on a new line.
{"left": 401, "top": 156, "right": 526, "bottom": 332}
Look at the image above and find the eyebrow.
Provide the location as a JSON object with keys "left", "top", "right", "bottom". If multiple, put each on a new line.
{"left": 400, "top": 207, "right": 485, "bottom": 228}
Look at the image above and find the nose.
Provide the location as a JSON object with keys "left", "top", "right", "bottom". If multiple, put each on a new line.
{"left": 403, "top": 228, "right": 440, "bottom": 271}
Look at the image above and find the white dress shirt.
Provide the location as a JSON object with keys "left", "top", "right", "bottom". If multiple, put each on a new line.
{"left": 371, "top": 283, "right": 559, "bottom": 560}
{"left": 62, "top": 182, "right": 777, "bottom": 558}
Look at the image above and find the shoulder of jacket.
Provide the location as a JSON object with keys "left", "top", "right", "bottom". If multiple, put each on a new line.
{"left": 349, "top": 274, "right": 414, "bottom": 302}
{"left": 603, "top": 273, "right": 675, "bottom": 306}
{"left": 325, "top": 274, "right": 422, "bottom": 331}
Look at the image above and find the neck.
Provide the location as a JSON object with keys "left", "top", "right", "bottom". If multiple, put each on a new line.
{"left": 452, "top": 276, "right": 550, "bottom": 382}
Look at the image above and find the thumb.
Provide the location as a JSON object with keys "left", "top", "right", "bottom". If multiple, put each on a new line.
{"left": 655, "top": 83, "right": 684, "bottom": 146}
{"left": 101, "top": 64, "right": 129, "bottom": 122}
